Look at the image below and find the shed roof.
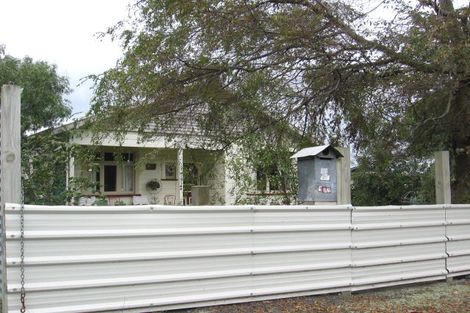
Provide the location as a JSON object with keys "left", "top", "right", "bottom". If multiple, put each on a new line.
{"left": 290, "top": 145, "right": 343, "bottom": 159}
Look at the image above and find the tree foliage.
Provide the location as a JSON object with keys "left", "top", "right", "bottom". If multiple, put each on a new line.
{"left": 351, "top": 144, "right": 436, "bottom": 206}
{"left": 0, "top": 50, "right": 79, "bottom": 204}
{"left": 91, "top": 0, "right": 470, "bottom": 203}
{"left": 225, "top": 122, "right": 308, "bottom": 204}
{"left": 0, "top": 52, "right": 71, "bottom": 133}
{"left": 22, "top": 131, "right": 97, "bottom": 205}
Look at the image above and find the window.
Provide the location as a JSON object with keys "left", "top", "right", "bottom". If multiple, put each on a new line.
{"left": 122, "top": 163, "right": 134, "bottom": 192}
{"left": 89, "top": 152, "right": 136, "bottom": 194}
{"left": 84, "top": 167, "right": 101, "bottom": 194}
{"left": 104, "top": 165, "right": 117, "bottom": 191}
{"left": 256, "top": 165, "right": 288, "bottom": 193}
{"left": 164, "top": 162, "right": 176, "bottom": 179}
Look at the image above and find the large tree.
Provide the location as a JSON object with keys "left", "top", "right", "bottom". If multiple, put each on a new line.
{"left": 0, "top": 50, "right": 71, "bottom": 133}
{"left": 91, "top": 0, "right": 470, "bottom": 202}
{"left": 0, "top": 49, "right": 76, "bottom": 204}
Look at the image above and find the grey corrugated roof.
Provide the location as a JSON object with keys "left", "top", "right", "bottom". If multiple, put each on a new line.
{"left": 291, "top": 145, "right": 343, "bottom": 159}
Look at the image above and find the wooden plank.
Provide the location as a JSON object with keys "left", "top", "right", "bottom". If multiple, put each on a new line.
{"left": 336, "top": 147, "right": 351, "bottom": 205}
{"left": 1, "top": 85, "right": 22, "bottom": 204}
{"left": 435, "top": 151, "right": 451, "bottom": 204}
{"left": 1, "top": 85, "right": 22, "bottom": 313}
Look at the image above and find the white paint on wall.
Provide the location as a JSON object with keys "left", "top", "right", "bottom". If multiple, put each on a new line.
{"left": 70, "top": 147, "right": 229, "bottom": 205}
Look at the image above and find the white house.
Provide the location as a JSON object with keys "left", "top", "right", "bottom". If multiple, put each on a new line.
{"left": 56, "top": 119, "right": 240, "bottom": 206}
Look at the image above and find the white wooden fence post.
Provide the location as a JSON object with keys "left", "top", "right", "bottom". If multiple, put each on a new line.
{"left": 1, "top": 85, "right": 22, "bottom": 313}
{"left": 435, "top": 151, "right": 451, "bottom": 204}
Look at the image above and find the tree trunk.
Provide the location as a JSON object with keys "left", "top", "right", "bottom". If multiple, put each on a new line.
{"left": 451, "top": 83, "right": 470, "bottom": 203}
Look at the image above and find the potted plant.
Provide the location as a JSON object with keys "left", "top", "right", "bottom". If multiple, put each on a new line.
{"left": 146, "top": 179, "right": 161, "bottom": 191}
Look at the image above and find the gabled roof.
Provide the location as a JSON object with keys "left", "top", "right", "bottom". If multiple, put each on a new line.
{"left": 32, "top": 111, "right": 205, "bottom": 137}
{"left": 290, "top": 145, "right": 343, "bottom": 159}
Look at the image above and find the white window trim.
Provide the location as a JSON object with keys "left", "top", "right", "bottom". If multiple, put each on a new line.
{"left": 98, "top": 152, "right": 137, "bottom": 195}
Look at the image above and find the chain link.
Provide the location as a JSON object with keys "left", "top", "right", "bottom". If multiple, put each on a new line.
{"left": 20, "top": 178, "right": 26, "bottom": 313}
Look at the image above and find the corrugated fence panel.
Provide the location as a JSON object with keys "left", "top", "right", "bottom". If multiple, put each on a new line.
{"left": 446, "top": 204, "right": 470, "bottom": 277}
{"left": 351, "top": 205, "right": 447, "bottom": 291}
{"left": 3, "top": 203, "right": 469, "bottom": 313}
{"left": 3, "top": 204, "right": 353, "bottom": 313}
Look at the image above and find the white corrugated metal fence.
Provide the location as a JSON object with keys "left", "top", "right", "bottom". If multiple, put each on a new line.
{"left": 1, "top": 203, "right": 469, "bottom": 313}
{"left": 446, "top": 205, "right": 470, "bottom": 277}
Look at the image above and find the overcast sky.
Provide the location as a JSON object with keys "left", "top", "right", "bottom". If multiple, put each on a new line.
{"left": 2, "top": 0, "right": 469, "bottom": 118}
{"left": 0, "top": 0, "right": 132, "bottom": 117}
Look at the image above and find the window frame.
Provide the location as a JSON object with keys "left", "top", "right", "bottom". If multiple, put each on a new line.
{"left": 91, "top": 151, "right": 137, "bottom": 195}
{"left": 255, "top": 165, "right": 290, "bottom": 194}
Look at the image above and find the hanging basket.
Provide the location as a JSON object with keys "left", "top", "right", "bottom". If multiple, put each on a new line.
{"left": 146, "top": 179, "right": 161, "bottom": 191}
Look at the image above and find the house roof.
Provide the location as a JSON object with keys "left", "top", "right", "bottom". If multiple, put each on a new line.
{"left": 33, "top": 111, "right": 205, "bottom": 138}
{"left": 38, "top": 103, "right": 304, "bottom": 148}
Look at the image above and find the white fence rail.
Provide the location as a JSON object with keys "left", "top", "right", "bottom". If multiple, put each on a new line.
{"left": 1, "top": 203, "right": 469, "bottom": 313}
{"left": 446, "top": 204, "right": 470, "bottom": 277}
{"left": 351, "top": 205, "right": 447, "bottom": 291}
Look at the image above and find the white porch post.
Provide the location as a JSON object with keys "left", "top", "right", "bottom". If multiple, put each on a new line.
{"left": 223, "top": 145, "right": 241, "bottom": 205}
{"left": 66, "top": 156, "right": 75, "bottom": 205}
{"left": 66, "top": 156, "right": 75, "bottom": 189}
{"left": 176, "top": 148, "right": 184, "bottom": 205}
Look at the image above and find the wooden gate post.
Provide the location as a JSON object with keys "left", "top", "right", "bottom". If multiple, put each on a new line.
{"left": 435, "top": 151, "right": 451, "bottom": 204}
{"left": 1, "top": 85, "right": 22, "bottom": 312}
{"left": 336, "top": 147, "right": 351, "bottom": 205}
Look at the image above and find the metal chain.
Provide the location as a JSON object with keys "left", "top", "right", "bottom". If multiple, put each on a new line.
{"left": 19, "top": 177, "right": 26, "bottom": 313}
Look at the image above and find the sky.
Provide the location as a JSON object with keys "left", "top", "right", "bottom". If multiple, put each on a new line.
{"left": 2, "top": 0, "right": 469, "bottom": 118}
{"left": 0, "top": 0, "right": 132, "bottom": 117}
